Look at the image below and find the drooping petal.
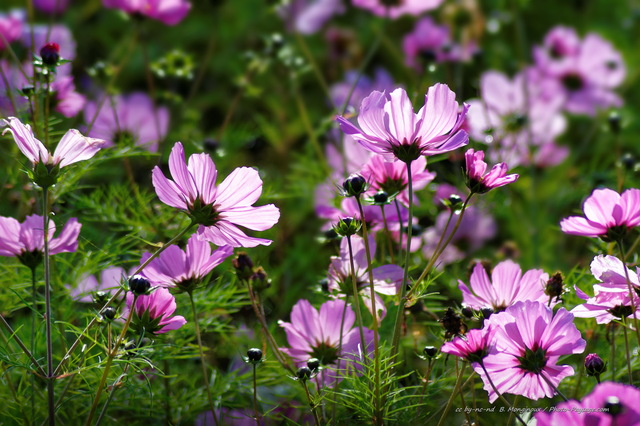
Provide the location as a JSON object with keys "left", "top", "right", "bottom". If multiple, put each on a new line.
{"left": 2, "top": 117, "right": 50, "bottom": 164}
{"left": 49, "top": 217, "right": 81, "bottom": 254}
{"left": 560, "top": 216, "right": 607, "bottom": 236}
{"left": 55, "top": 129, "right": 105, "bottom": 168}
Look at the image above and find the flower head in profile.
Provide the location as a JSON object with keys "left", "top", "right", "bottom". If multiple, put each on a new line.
{"left": 102, "top": 0, "right": 191, "bottom": 26}
{"left": 279, "top": 299, "right": 373, "bottom": 387}
{"left": 478, "top": 301, "right": 585, "bottom": 403}
{"left": 152, "top": 142, "right": 280, "bottom": 247}
{"left": 0, "top": 214, "right": 81, "bottom": 269}
{"left": 459, "top": 260, "right": 551, "bottom": 312}
{"left": 560, "top": 188, "right": 640, "bottom": 241}
{"left": 352, "top": 0, "right": 443, "bottom": 19}
{"left": 535, "top": 381, "right": 640, "bottom": 426}
{"left": 571, "top": 285, "right": 640, "bottom": 324}
{"left": 68, "top": 266, "right": 125, "bottom": 303}
{"left": 441, "top": 326, "right": 496, "bottom": 366}
{"left": 126, "top": 287, "right": 186, "bottom": 335}
{"left": 336, "top": 84, "right": 469, "bottom": 163}
{"left": 140, "top": 234, "right": 233, "bottom": 293}
{"left": 2, "top": 117, "right": 105, "bottom": 187}
{"left": 464, "top": 149, "right": 519, "bottom": 194}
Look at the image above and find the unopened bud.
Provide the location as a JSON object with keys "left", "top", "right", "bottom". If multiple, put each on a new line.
{"left": 342, "top": 173, "right": 367, "bottom": 197}
{"left": 40, "top": 43, "right": 60, "bottom": 66}
{"left": 128, "top": 275, "right": 151, "bottom": 296}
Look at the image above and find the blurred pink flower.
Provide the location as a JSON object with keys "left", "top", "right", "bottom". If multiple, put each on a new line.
{"left": 535, "top": 381, "right": 640, "bottom": 426}
{"left": 0, "top": 214, "right": 81, "bottom": 267}
{"left": 34, "top": 0, "right": 70, "bottom": 14}
{"left": 441, "top": 326, "right": 496, "bottom": 366}
{"left": 2, "top": 116, "right": 105, "bottom": 168}
{"left": 330, "top": 69, "right": 395, "bottom": 112}
{"left": 126, "top": 287, "right": 186, "bottom": 335}
{"left": 68, "top": 266, "right": 125, "bottom": 303}
{"left": 51, "top": 76, "right": 86, "bottom": 118}
{"left": 0, "top": 10, "right": 23, "bottom": 50}
{"left": 152, "top": 142, "right": 280, "bottom": 247}
{"left": 278, "top": 0, "right": 344, "bottom": 35}
{"left": 102, "top": 0, "right": 191, "bottom": 26}
{"left": 464, "top": 149, "right": 518, "bottom": 194}
{"left": 336, "top": 84, "right": 468, "bottom": 163}
{"left": 140, "top": 234, "right": 233, "bottom": 291}
{"left": 459, "top": 261, "right": 551, "bottom": 312}
{"left": 478, "top": 301, "right": 585, "bottom": 403}
{"left": 352, "top": 0, "right": 443, "bottom": 19}
{"left": 279, "top": 299, "right": 373, "bottom": 386}
{"left": 85, "top": 92, "right": 169, "bottom": 153}
{"left": 560, "top": 188, "right": 640, "bottom": 240}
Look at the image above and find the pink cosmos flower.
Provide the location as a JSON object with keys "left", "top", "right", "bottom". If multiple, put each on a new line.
{"left": 152, "top": 142, "right": 280, "bottom": 247}
{"left": 459, "top": 260, "right": 551, "bottom": 312}
{"left": 278, "top": 0, "right": 345, "bottom": 35}
{"left": 441, "top": 326, "right": 496, "bottom": 366}
{"left": 559, "top": 188, "right": 640, "bottom": 240}
{"left": 352, "top": 0, "right": 443, "bottom": 19}
{"left": 125, "top": 287, "right": 186, "bottom": 335}
{"left": 0, "top": 214, "right": 81, "bottom": 267}
{"left": 34, "top": 0, "right": 70, "bottom": 14}
{"left": 327, "top": 235, "right": 403, "bottom": 320}
{"left": 68, "top": 266, "right": 125, "bottom": 303}
{"left": 2, "top": 116, "right": 105, "bottom": 169}
{"left": 85, "top": 92, "right": 169, "bottom": 153}
{"left": 464, "top": 149, "right": 518, "bottom": 194}
{"left": 140, "top": 234, "right": 233, "bottom": 291}
{"left": 51, "top": 76, "right": 86, "bottom": 118}
{"left": 571, "top": 286, "right": 640, "bottom": 324}
{"left": 102, "top": 0, "right": 191, "bottom": 26}
{"left": 535, "top": 381, "right": 640, "bottom": 426}
{"left": 279, "top": 299, "right": 373, "bottom": 386}
{"left": 477, "top": 301, "right": 585, "bottom": 403}
{"left": 337, "top": 84, "right": 468, "bottom": 163}
{"left": 0, "top": 10, "right": 23, "bottom": 50}
{"left": 590, "top": 255, "right": 640, "bottom": 293}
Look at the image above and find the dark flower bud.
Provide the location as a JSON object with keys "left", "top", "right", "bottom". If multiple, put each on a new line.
{"left": 372, "top": 191, "right": 390, "bottom": 205}
{"left": 481, "top": 308, "right": 494, "bottom": 320}
{"left": 619, "top": 153, "right": 635, "bottom": 171}
{"left": 461, "top": 307, "right": 474, "bottom": 319}
{"left": 40, "top": 42, "right": 60, "bottom": 66}
{"left": 128, "top": 274, "right": 151, "bottom": 296}
{"left": 232, "top": 252, "right": 254, "bottom": 281}
{"left": 342, "top": 173, "right": 368, "bottom": 197}
{"left": 423, "top": 346, "right": 438, "bottom": 358}
{"left": 250, "top": 267, "right": 270, "bottom": 291}
{"left": 307, "top": 358, "right": 320, "bottom": 371}
{"left": 94, "top": 291, "right": 109, "bottom": 305}
{"left": 545, "top": 272, "right": 564, "bottom": 303}
{"left": 333, "top": 217, "right": 361, "bottom": 237}
{"left": 296, "top": 366, "right": 311, "bottom": 381}
{"left": 247, "top": 348, "right": 263, "bottom": 363}
{"left": 319, "top": 278, "right": 329, "bottom": 293}
{"left": 20, "top": 85, "right": 35, "bottom": 97}
{"left": 440, "top": 308, "right": 467, "bottom": 339}
{"left": 102, "top": 306, "right": 117, "bottom": 321}
{"left": 604, "top": 396, "right": 623, "bottom": 416}
{"left": 445, "top": 194, "right": 463, "bottom": 209}
{"left": 584, "top": 353, "right": 606, "bottom": 378}
{"left": 608, "top": 111, "right": 621, "bottom": 134}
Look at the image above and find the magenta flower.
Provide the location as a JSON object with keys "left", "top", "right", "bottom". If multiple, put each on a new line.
{"left": 2, "top": 116, "right": 105, "bottom": 169}
{"left": 571, "top": 285, "right": 640, "bottom": 324}
{"left": 152, "top": 142, "right": 280, "bottom": 247}
{"left": 441, "top": 326, "right": 496, "bottom": 366}
{"left": 560, "top": 188, "right": 640, "bottom": 241}
{"left": 336, "top": 84, "right": 469, "bottom": 163}
{"left": 85, "top": 92, "right": 169, "bottom": 153}
{"left": 0, "top": 214, "right": 81, "bottom": 267}
{"left": 277, "top": 0, "right": 345, "bottom": 35}
{"left": 126, "top": 287, "right": 186, "bottom": 335}
{"left": 535, "top": 381, "right": 640, "bottom": 426}
{"left": 464, "top": 149, "right": 518, "bottom": 194}
{"left": 0, "top": 10, "right": 23, "bottom": 50}
{"left": 34, "top": 0, "right": 70, "bottom": 14}
{"left": 352, "top": 0, "right": 443, "bottom": 19}
{"left": 68, "top": 266, "right": 125, "bottom": 303}
{"left": 459, "top": 260, "right": 551, "bottom": 312}
{"left": 279, "top": 299, "right": 373, "bottom": 386}
{"left": 102, "top": 0, "right": 191, "bottom": 26}
{"left": 478, "top": 301, "right": 585, "bottom": 403}
{"left": 590, "top": 255, "right": 640, "bottom": 293}
{"left": 140, "top": 234, "right": 233, "bottom": 292}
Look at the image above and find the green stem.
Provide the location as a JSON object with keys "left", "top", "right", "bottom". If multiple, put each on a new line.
{"left": 188, "top": 291, "right": 219, "bottom": 426}
{"left": 345, "top": 235, "right": 369, "bottom": 360}
{"left": 616, "top": 241, "right": 640, "bottom": 347}
{"left": 331, "top": 299, "right": 349, "bottom": 422}
{"left": 379, "top": 205, "right": 395, "bottom": 264}
{"left": 540, "top": 371, "right": 569, "bottom": 402}
{"left": 301, "top": 379, "right": 321, "bottom": 426}
{"left": 42, "top": 187, "right": 55, "bottom": 426}
{"left": 30, "top": 265, "right": 38, "bottom": 423}
{"left": 622, "top": 318, "right": 633, "bottom": 386}
{"left": 252, "top": 364, "right": 260, "bottom": 426}
{"left": 479, "top": 363, "right": 527, "bottom": 425}
{"left": 436, "top": 360, "right": 467, "bottom": 426}
{"left": 0, "top": 315, "right": 45, "bottom": 376}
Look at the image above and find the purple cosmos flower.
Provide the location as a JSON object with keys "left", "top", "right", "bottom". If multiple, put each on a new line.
{"left": 464, "top": 149, "right": 518, "bottom": 194}
{"left": 351, "top": 0, "right": 443, "bottom": 19}
{"left": 34, "top": 0, "right": 70, "bottom": 14}
{"left": 0, "top": 214, "right": 81, "bottom": 267}
{"left": 535, "top": 381, "right": 640, "bottom": 426}
{"left": 571, "top": 285, "right": 640, "bottom": 324}
{"left": 560, "top": 188, "right": 640, "bottom": 241}
{"left": 102, "top": 0, "right": 191, "bottom": 26}
{"left": 152, "top": 142, "right": 280, "bottom": 247}
{"left": 278, "top": 0, "right": 345, "bottom": 35}
{"left": 140, "top": 234, "right": 233, "bottom": 292}
{"left": 327, "top": 235, "right": 402, "bottom": 320}
{"left": 477, "top": 301, "right": 585, "bottom": 403}
{"left": 51, "top": 76, "right": 86, "bottom": 118}
{"left": 279, "top": 299, "right": 373, "bottom": 386}
{"left": 0, "top": 59, "right": 29, "bottom": 116}
{"left": 590, "top": 255, "right": 640, "bottom": 293}
{"left": 125, "top": 287, "right": 186, "bottom": 335}
{"left": 68, "top": 266, "right": 125, "bottom": 303}
{"left": 441, "top": 326, "right": 496, "bottom": 366}
{"left": 336, "top": 84, "right": 469, "bottom": 163}
{"left": 459, "top": 260, "right": 551, "bottom": 312}
{"left": 465, "top": 69, "right": 567, "bottom": 168}
{"left": 0, "top": 10, "right": 23, "bottom": 50}
{"left": 85, "top": 92, "right": 169, "bottom": 153}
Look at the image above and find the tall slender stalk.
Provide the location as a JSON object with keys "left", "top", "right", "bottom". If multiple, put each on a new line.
{"left": 436, "top": 360, "right": 466, "bottom": 426}
{"left": 30, "top": 266, "right": 38, "bottom": 423}
{"left": 479, "top": 363, "right": 526, "bottom": 425}
{"left": 188, "top": 292, "right": 219, "bottom": 426}
{"left": 301, "top": 379, "right": 321, "bottom": 426}
{"left": 621, "top": 318, "right": 633, "bottom": 386}
{"left": 345, "top": 235, "right": 369, "bottom": 357}
{"left": 616, "top": 241, "right": 640, "bottom": 346}
{"left": 540, "top": 371, "right": 569, "bottom": 402}
{"left": 41, "top": 187, "right": 55, "bottom": 426}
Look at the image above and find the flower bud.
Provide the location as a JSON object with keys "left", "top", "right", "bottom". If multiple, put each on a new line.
{"left": 232, "top": 252, "right": 254, "bottom": 281}
{"left": 40, "top": 42, "right": 60, "bottom": 66}
{"left": 247, "top": 348, "right": 263, "bottom": 364}
{"left": 250, "top": 267, "right": 270, "bottom": 291}
{"left": 584, "top": 353, "right": 606, "bottom": 378}
{"left": 481, "top": 308, "right": 494, "bottom": 320}
{"left": 461, "top": 307, "right": 474, "bottom": 319}
{"left": 296, "top": 366, "right": 311, "bottom": 381}
{"left": 371, "top": 191, "right": 390, "bottom": 205}
{"left": 423, "top": 346, "right": 438, "bottom": 358}
{"left": 307, "top": 358, "right": 320, "bottom": 372}
{"left": 545, "top": 272, "right": 564, "bottom": 303}
{"left": 94, "top": 291, "right": 109, "bottom": 305}
{"left": 128, "top": 274, "right": 151, "bottom": 296}
{"left": 333, "top": 217, "right": 361, "bottom": 237}
{"left": 342, "top": 173, "right": 367, "bottom": 197}
{"left": 102, "top": 306, "right": 117, "bottom": 321}
{"left": 608, "top": 111, "right": 621, "bottom": 134}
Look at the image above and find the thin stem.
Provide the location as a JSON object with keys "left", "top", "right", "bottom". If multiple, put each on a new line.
{"left": 54, "top": 220, "right": 195, "bottom": 377}
{"left": 163, "top": 359, "right": 172, "bottom": 424}
{"left": 379, "top": 205, "right": 395, "bottom": 264}
{"left": 540, "top": 371, "right": 569, "bottom": 402}
{"left": 345, "top": 235, "right": 369, "bottom": 358}
{"left": 30, "top": 265, "right": 38, "bottom": 422}
{"left": 436, "top": 360, "right": 467, "bottom": 426}
{"left": 331, "top": 299, "right": 349, "bottom": 422}
{"left": 42, "top": 187, "right": 55, "bottom": 426}
{"left": 391, "top": 160, "right": 414, "bottom": 358}
{"left": 188, "top": 292, "right": 219, "bottom": 426}
{"left": 621, "top": 318, "right": 633, "bottom": 385}
{"left": 479, "top": 363, "right": 527, "bottom": 425}
{"left": 95, "top": 365, "right": 131, "bottom": 426}
{"left": 418, "top": 358, "right": 434, "bottom": 409}
{"left": 0, "top": 315, "right": 46, "bottom": 376}
{"left": 616, "top": 241, "right": 640, "bottom": 346}
{"left": 252, "top": 364, "right": 260, "bottom": 426}
{"left": 611, "top": 323, "right": 616, "bottom": 381}
{"left": 393, "top": 200, "right": 403, "bottom": 261}
{"left": 301, "top": 380, "right": 321, "bottom": 426}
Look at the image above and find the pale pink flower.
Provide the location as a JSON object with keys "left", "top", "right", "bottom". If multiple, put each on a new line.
{"left": 68, "top": 266, "right": 125, "bottom": 303}
{"left": 51, "top": 76, "right": 86, "bottom": 118}
{"left": 352, "top": 0, "right": 443, "bottom": 19}
{"left": 102, "top": 0, "right": 191, "bottom": 26}
{"left": 152, "top": 142, "right": 280, "bottom": 247}
{"left": 0, "top": 10, "right": 23, "bottom": 50}
{"left": 278, "top": 0, "right": 345, "bottom": 35}
{"left": 464, "top": 149, "right": 518, "bottom": 194}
